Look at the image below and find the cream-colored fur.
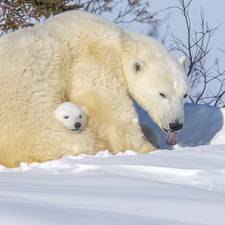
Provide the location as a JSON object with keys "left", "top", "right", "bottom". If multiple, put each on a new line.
{"left": 71, "top": 91, "right": 149, "bottom": 154}
{"left": 0, "top": 11, "right": 189, "bottom": 168}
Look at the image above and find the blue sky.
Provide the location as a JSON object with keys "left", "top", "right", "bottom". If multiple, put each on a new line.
{"left": 148, "top": 0, "right": 225, "bottom": 62}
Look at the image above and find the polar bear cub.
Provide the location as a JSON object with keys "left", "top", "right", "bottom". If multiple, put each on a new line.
{"left": 54, "top": 102, "right": 87, "bottom": 133}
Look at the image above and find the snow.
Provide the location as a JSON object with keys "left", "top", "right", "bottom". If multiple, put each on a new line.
{"left": 1, "top": 103, "right": 225, "bottom": 225}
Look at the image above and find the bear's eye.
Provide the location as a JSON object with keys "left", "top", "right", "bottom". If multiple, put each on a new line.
{"left": 79, "top": 115, "right": 82, "bottom": 118}
{"left": 184, "top": 94, "right": 188, "bottom": 98}
{"left": 64, "top": 116, "right": 69, "bottom": 119}
{"left": 159, "top": 93, "right": 166, "bottom": 98}
{"left": 135, "top": 62, "right": 141, "bottom": 73}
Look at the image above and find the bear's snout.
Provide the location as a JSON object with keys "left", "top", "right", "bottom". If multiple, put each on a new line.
{"left": 169, "top": 123, "right": 183, "bottom": 132}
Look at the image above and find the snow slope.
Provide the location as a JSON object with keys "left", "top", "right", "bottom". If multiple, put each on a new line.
{"left": 0, "top": 103, "right": 225, "bottom": 225}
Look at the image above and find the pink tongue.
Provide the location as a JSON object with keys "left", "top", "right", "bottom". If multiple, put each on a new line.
{"left": 165, "top": 131, "right": 178, "bottom": 145}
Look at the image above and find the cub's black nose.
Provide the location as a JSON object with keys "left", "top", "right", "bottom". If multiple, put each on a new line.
{"left": 75, "top": 122, "right": 81, "bottom": 129}
{"left": 169, "top": 123, "right": 183, "bottom": 131}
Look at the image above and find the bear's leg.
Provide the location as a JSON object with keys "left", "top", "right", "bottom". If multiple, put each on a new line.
{"left": 70, "top": 90, "right": 157, "bottom": 154}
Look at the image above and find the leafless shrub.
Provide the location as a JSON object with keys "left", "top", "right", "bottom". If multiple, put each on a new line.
{"left": 0, "top": 0, "right": 158, "bottom": 37}
{"left": 74, "top": 0, "right": 159, "bottom": 26}
{"left": 0, "top": 0, "right": 83, "bottom": 36}
{"left": 161, "top": 0, "right": 225, "bottom": 107}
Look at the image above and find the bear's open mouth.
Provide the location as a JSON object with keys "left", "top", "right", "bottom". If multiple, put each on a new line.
{"left": 70, "top": 129, "right": 81, "bottom": 132}
{"left": 163, "top": 128, "right": 168, "bottom": 133}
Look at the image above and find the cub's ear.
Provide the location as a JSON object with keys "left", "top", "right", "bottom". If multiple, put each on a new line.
{"left": 178, "top": 56, "right": 188, "bottom": 72}
{"left": 129, "top": 58, "right": 145, "bottom": 76}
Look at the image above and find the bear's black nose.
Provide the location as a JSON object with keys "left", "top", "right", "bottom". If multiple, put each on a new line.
{"left": 75, "top": 122, "right": 81, "bottom": 129}
{"left": 169, "top": 123, "right": 183, "bottom": 131}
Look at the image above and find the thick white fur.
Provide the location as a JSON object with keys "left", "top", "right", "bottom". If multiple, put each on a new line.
{"left": 0, "top": 11, "right": 189, "bottom": 167}
{"left": 54, "top": 102, "right": 87, "bottom": 132}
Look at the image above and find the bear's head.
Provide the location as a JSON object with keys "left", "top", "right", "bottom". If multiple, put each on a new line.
{"left": 54, "top": 102, "right": 87, "bottom": 133}
{"left": 126, "top": 41, "right": 190, "bottom": 146}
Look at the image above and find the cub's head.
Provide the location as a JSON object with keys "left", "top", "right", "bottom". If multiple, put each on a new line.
{"left": 54, "top": 102, "right": 87, "bottom": 133}
{"left": 126, "top": 47, "right": 190, "bottom": 145}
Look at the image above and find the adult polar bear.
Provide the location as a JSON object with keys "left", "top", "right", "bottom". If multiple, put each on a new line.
{"left": 0, "top": 11, "right": 189, "bottom": 168}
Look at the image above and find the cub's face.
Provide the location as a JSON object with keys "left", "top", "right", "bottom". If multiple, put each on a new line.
{"left": 54, "top": 102, "right": 87, "bottom": 133}
{"left": 127, "top": 55, "right": 190, "bottom": 145}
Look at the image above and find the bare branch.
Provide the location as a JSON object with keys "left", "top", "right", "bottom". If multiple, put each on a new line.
{"left": 0, "top": 0, "right": 158, "bottom": 36}
{"left": 166, "top": 0, "right": 224, "bottom": 107}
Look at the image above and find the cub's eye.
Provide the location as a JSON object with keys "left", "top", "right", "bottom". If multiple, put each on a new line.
{"left": 64, "top": 116, "right": 69, "bottom": 119}
{"left": 159, "top": 93, "right": 166, "bottom": 98}
{"left": 184, "top": 94, "right": 188, "bottom": 98}
{"left": 79, "top": 115, "right": 82, "bottom": 118}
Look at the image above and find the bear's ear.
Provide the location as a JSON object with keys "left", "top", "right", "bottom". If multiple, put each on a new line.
{"left": 129, "top": 58, "right": 145, "bottom": 76}
{"left": 178, "top": 56, "right": 188, "bottom": 72}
